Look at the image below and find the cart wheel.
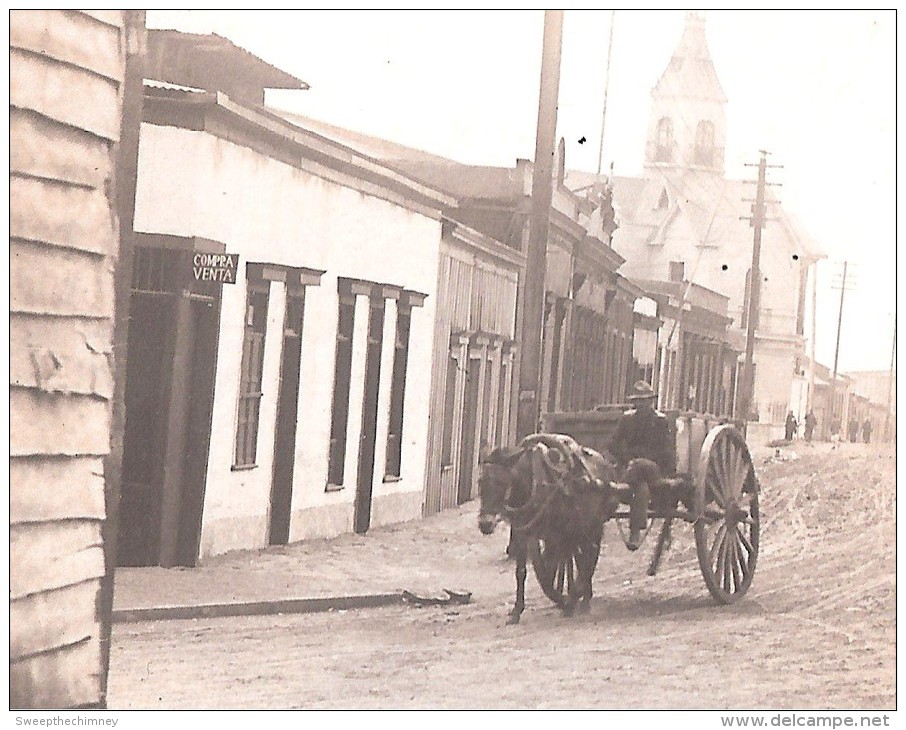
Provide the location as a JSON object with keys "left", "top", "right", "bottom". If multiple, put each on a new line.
{"left": 694, "top": 424, "right": 760, "bottom": 604}
{"left": 528, "top": 538, "right": 598, "bottom": 607}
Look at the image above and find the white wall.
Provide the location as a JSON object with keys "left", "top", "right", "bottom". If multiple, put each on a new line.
{"left": 134, "top": 124, "right": 442, "bottom": 557}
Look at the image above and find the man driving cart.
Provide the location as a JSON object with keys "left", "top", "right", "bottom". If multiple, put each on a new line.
{"left": 609, "top": 381, "right": 676, "bottom": 551}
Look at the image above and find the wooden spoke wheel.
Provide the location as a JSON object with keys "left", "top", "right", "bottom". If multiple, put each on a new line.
{"left": 694, "top": 424, "right": 760, "bottom": 604}
{"left": 528, "top": 538, "right": 599, "bottom": 607}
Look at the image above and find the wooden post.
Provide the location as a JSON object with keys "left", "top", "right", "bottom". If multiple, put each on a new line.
{"left": 516, "top": 10, "right": 564, "bottom": 439}
{"left": 100, "top": 9, "right": 146, "bottom": 707}
{"left": 739, "top": 152, "right": 768, "bottom": 424}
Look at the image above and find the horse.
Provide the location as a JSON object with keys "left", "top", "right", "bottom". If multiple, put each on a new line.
{"left": 478, "top": 434, "right": 620, "bottom": 624}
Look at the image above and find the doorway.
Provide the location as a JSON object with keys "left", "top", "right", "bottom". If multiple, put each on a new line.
{"left": 269, "top": 289, "right": 305, "bottom": 545}
{"left": 354, "top": 299, "right": 385, "bottom": 534}
{"left": 457, "top": 355, "right": 482, "bottom": 505}
{"left": 118, "top": 244, "right": 221, "bottom": 567}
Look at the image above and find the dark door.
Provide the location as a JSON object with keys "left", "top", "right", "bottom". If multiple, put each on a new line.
{"left": 173, "top": 296, "right": 221, "bottom": 565}
{"left": 269, "top": 291, "right": 305, "bottom": 545}
{"left": 354, "top": 300, "right": 385, "bottom": 534}
{"left": 118, "top": 294, "right": 173, "bottom": 566}
{"left": 118, "top": 246, "right": 222, "bottom": 568}
{"left": 457, "top": 356, "right": 482, "bottom": 505}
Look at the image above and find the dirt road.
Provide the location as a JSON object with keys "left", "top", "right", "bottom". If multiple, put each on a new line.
{"left": 108, "top": 443, "right": 895, "bottom": 709}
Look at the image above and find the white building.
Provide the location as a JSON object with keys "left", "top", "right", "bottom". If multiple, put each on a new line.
{"left": 123, "top": 41, "right": 459, "bottom": 564}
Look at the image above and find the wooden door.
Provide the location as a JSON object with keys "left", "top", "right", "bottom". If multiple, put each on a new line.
{"left": 269, "top": 291, "right": 305, "bottom": 545}
{"left": 354, "top": 300, "right": 385, "bottom": 534}
{"left": 457, "top": 356, "right": 482, "bottom": 505}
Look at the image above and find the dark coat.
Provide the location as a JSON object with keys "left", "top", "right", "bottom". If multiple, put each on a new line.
{"left": 609, "top": 406, "right": 675, "bottom": 475}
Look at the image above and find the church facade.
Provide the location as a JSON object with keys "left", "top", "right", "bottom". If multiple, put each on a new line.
{"left": 569, "top": 13, "right": 824, "bottom": 440}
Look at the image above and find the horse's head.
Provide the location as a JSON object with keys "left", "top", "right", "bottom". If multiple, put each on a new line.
{"left": 477, "top": 445, "right": 526, "bottom": 535}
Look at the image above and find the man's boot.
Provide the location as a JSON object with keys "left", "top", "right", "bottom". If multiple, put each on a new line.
{"left": 627, "top": 481, "right": 650, "bottom": 551}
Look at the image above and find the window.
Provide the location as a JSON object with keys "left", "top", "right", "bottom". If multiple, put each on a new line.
{"left": 694, "top": 120, "right": 715, "bottom": 165}
{"left": 669, "top": 260, "right": 685, "bottom": 282}
{"left": 327, "top": 296, "right": 356, "bottom": 486}
{"left": 441, "top": 352, "right": 458, "bottom": 467}
{"left": 234, "top": 283, "right": 270, "bottom": 468}
{"left": 655, "top": 117, "right": 673, "bottom": 162}
{"left": 384, "top": 307, "right": 411, "bottom": 479}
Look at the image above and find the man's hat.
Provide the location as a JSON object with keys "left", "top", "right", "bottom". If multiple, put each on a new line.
{"left": 628, "top": 380, "right": 657, "bottom": 400}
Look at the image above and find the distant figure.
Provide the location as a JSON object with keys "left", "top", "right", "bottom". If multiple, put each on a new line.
{"left": 784, "top": 411, "right": 798, "bottom": 441}
{"left": 804, "top": 411, "right": 817, "bottom": 443}
{"left": 848, "top": 418, "right": 860, "bottom": 443}
{"left": 863, "top": 418, "right": 873, "bottom": 444}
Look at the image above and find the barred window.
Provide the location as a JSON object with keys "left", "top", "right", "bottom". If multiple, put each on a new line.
{"left": 234, "top": 284, "right": 270, "bottom": 467}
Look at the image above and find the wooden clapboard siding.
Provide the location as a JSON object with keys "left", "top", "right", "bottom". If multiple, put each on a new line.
{"left": 9, "top": 9, "right": 124, "bottom": 82}
{"left": 11, "top": 108, "right": 113, "bottom": 188}
{"left": 10, "top": 46, "right": 121, "bottom": 141}
{"left": 10, "top": 458, "right": 107, "bottom": 524}
{"left": 10, "top": 389, "right": 112, "bottom": 458}
{"left": 11, "top": 240, "right": 115, "bottom": 317}
{"left": 10, "top": 177, "right": 118, "bottom": 256}
{"left": 10, "top": 580, "right": 102, "bottom": 660}
{"left": 10, "top": 521, "right": 106, "bottom": 601}
{"left": 10, "top": 640, "right": 103, "bottom": 710}
{"left": 424, "top": 240, "right": 520, "bottom": 516}
{"left": 10, "top": 9, "right": 125, "bottom": 709}
{"left": 10, "top": 317, "right": 114, "bottom": 399}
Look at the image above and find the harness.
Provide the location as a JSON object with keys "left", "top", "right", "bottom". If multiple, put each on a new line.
{"left": 504, "top": 434, "right": 606, "bottom": 534}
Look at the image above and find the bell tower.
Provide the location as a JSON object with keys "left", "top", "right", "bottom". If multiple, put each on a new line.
{"left": 643, "top": 13, "right": 727, "bottom": 174}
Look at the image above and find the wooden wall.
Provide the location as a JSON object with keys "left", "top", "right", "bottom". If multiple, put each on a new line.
{"left": 423, "top": 238, "right": 519, "bottom": 516}
{"left": 10, "top": 9, "right": 126, "bottom": 708}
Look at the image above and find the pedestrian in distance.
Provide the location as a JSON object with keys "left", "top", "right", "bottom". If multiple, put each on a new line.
{"left": 863, "top": 418, "right": 873, "bottom": 444}
{"left": 848, "top": 418, "right": 860, "bottom": 443}
{"left": 804, "top": 410, "right": 817, "bottom": 443}
{"left": 785, "top": 411, "right": 798, "bottom": 442}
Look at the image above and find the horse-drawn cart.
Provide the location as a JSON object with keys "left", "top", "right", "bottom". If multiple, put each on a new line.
{"left": 539, "top": 407, "right": 760, "bottom": 606}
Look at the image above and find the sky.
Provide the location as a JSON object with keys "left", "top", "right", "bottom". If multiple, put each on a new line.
{"left": 147, "top": 9, "right": 896, "bottom": 374}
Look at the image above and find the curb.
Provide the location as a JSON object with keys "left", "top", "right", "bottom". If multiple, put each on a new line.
{"left": 112, "top": 592, "right": 404, "bottom": 623}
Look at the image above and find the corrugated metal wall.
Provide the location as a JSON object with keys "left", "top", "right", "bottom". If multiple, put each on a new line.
{"left": 10, "top": 9, "right": 125, "bottom": 708}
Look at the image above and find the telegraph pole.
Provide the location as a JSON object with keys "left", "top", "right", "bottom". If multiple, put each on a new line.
{"left": 596, "top": 10, "right": 616, "bottom": 176}
{"left": 829, "top": 261, "right": 856, "bottom": 433}
{"left": 884, "top": 319, "right": 896, "bottom": 440}
{"left": 737, "top": 151, "right": 774, "bottom": 424}
{"left": 516, "top": 10, "right": 564, "bottom": 439}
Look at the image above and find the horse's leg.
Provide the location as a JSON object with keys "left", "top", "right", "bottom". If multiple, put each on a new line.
{"left": 507, "top": 534, "right": 527, "bottom": 625}
{"left": 562, "top": 543, "right": 584, "bottom": 618}
{"left": 576, "top": 524, "right": 604, "bottom": 614}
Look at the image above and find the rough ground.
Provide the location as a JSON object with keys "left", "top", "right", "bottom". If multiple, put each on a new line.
{"left": 108, "top": 442, "right": 895, "bottom": 709}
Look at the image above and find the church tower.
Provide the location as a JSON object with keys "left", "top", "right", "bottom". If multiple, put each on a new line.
{"left": 643, "top": 13, "right": 727, "bottom": 174}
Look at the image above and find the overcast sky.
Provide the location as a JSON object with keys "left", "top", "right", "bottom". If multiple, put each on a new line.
{"left": 147, "top": 9, "right": 896, "bottom": 373}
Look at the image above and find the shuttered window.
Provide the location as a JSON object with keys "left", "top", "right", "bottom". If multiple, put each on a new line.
{"left": 384, "top": 308, "right": 411, "bottom": 479}
{"left": 234, "top": 284, "right": 270, "bottom": 467}
{"left": 327, "top": 297, "right": 357, "bottom": 486}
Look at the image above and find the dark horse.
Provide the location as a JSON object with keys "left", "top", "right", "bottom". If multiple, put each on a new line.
{"left": 478, "top": 435, "right": 619, "bottom": 624}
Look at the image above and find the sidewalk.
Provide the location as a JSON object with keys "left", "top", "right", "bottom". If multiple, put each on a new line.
{"left": 112, "top": 500, "right": 515, "bottom": 622}
{"left": 111, "top": 439, "right": 859, "bottom": 623}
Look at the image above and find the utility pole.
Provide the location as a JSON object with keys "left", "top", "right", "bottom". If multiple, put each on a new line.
{"left": 807, "top": 260, "right": 818, "bottom": 411}
{"left": 516, "top": 10, "right": 564, "bottom": 439}
{"left": 829, "top": 261, "right": 856, "bottom": 433}
{"left": 596, "top": 10, "right": 616, "bottom": 176}
{"left": 884, "top": 319, "right": 896, "bottom": 440}
{"left": 738, "top": 150, "right": 779, "bottom": 425}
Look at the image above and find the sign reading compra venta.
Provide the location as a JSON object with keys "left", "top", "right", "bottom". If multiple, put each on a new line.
{"left": 193, "top": 252, "right": 239, "bottom": 284}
